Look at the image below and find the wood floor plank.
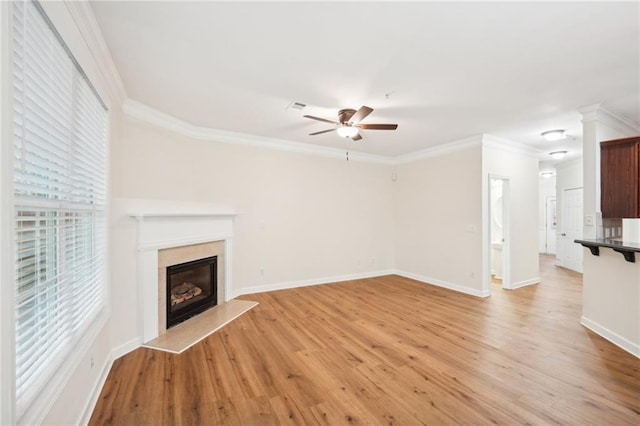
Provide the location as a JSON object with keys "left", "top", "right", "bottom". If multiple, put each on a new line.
{"left": 90, "top": 255, "right": 640, "bottom": 425}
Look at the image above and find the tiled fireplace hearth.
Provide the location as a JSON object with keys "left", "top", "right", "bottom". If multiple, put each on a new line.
{"left": 129, "top": 201, "right": 236, "bottom": 343}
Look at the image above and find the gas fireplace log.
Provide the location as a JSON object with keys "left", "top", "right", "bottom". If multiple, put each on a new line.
{"left": 171, "top": 282, "right": 202, "bottom": 306}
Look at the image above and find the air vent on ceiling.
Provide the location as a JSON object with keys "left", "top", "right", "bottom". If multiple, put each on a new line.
{"left": 287, "top": 101, "right": 306, "bottom": 111}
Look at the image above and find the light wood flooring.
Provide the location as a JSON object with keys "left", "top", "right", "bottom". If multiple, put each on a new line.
{"left": 90, "top": 255, "right": 640, "bottom": 425}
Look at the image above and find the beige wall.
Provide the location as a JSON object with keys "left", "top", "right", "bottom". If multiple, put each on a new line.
{"left": 109, "top": 116, "right": 396, "bottom": 348}
{"left": 394, "top": 146, "right": 484, "bottom": 295}
{"left": 582, "top": 249, "right": 640, "bottom": 356}
{"left": 483, "top": 145, "right": 540, "bottom": 289}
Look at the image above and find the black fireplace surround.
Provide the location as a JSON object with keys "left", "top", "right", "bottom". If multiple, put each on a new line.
{"left": 166, "top": 255, "right": 218, "bottom": 329}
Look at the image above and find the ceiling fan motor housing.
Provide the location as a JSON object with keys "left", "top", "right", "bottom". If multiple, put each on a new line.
{"left": 338, "top": 109, "right": 356, "bottom": 124}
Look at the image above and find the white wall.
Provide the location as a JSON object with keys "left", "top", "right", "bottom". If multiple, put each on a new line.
{"left": 109, "top": 115, "right": 396, "bottom": 350}
{"left": 394, "top": 145, "right": 485, "bottom": 296}
{"left": 538, "top": 175, "right": 557, "bottom": 253}
{"left": 482, "top": 144, "right": 540, "bottom": 290}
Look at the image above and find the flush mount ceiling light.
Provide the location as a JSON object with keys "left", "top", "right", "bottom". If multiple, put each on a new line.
{"left": 549, "top": 150, "right": 568, "bottom": 160}
{"left": 541, "top": 129, "right": 566, "bottom": 141}
{"left": 540, "top": 171, "right": 555, "bottom": 178}
{"left": 336, "top": 124, "right": 359, "bottom": 138}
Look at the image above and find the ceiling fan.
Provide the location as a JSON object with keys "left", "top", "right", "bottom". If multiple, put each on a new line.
{"left": 303, "top": 106, "right": 398, "bottom": 141}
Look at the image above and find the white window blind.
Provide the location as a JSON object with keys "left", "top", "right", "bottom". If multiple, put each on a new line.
{"left": 12, "top": 0, "right": 108, "bottom": 416}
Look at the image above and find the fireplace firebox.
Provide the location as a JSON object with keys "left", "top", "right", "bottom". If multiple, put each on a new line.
{"left": 166, "top": 256, "right": 217, "bottom": 329}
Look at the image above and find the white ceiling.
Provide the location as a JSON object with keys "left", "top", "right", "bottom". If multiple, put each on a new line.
{"left": 90, "top": 1, "right": 640, "bottom": 164}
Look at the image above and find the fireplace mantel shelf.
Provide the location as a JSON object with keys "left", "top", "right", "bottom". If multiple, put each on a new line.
{"left": 129, "top": 212, "right": 237, "bottom": 219}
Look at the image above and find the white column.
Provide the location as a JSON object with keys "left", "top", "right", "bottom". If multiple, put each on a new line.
{"left": 578, "top": 104, "right": 639, "bottom": 239}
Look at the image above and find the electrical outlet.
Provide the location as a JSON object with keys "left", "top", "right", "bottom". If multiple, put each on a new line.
{"left": 585, "top": 215, "right": 594, "bottom": 226}
{"left": 90, "top": 354, "right": 94, "bottom": 369}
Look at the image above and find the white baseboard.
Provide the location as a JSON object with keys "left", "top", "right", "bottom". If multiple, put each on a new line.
{"left": 78, "top": 336, "right": 141, "bottom": 425}
{"left": 394, "top": 270, "right": 490, "bottom": 298}
{"left": 581, "top": 316, "right": 640, "bottom": 358}
{"left": 236, "top": 269, "right": 395, "bottom": 296}
{"left": 509, "top": 277, "right": 541, "bottom": 290}
{"left": 78, "top": 355, "right": 114, "bottom": 426}
{"left": 111, "top": 336, "right": 142, "bottom": 360}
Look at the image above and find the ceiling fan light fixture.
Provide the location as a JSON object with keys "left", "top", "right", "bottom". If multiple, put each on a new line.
{"left": 336, "top": 125, "right": 358, "bottom": 138}
{"left": 541, "top": 129, "right": 566, "bottom": 141}
{"left": 549, "top": 150, "right": 568, "bottom": 160}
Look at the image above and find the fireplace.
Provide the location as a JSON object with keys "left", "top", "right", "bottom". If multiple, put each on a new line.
{"left": 166, "top": 256, "right": 218, "bottom": 328}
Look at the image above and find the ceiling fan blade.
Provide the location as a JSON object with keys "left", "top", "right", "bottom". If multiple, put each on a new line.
{"left": 356, "top": 123, "right": 398, "bottom": 130}
{"left": 309, "top": 128, "right": 336, "bottom": 136}
{"left": 349, "top": 106, "right": 373, "bottom": 124}
{"left": 351, "top": 133, "right": 363, "bottom": 141}
{"left": 303, "top": 115, "right": 338, "bottom": 125}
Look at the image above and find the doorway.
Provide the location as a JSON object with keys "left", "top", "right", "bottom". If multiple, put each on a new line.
{"left": 545, "top": 196, "right": 557, "bottom": 254}
{"left": 560, "top": 188, "right": 583, "bottom": 273}
{"left": 489, "top": 177, "right": 510, "bottom": 290}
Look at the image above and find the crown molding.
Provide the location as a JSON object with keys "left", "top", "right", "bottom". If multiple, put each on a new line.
{"left": 64, "top": 0, "right": 127, "bottom": 106}
{"left": 481, "top": 134, "right": 541, "bottom": 158}
{"left": 122, "top": 99, "right": 548, "bottom": 167}
{"left": 123, "top": 99, "right": 394, "bottom": 165}
{"left": 393, "top": 135, "right": 483, "bottom": 164}
{"left": 578, "top": 104, "right": 640, "bottom": 136}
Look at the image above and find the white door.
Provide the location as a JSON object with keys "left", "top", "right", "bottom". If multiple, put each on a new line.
{"left": 561, "top": 188, "right": 583, "bottom": 273}
{"left": 546, "top": 197, "right": 557, "bottom": 254}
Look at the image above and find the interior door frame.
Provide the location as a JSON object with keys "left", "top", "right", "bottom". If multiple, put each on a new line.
{"left": 560, "top": 187, "right": 584, "bottom": 273}
{"left": 545, "top": 196, "right": 557, "bottom": 254}
{"left": 487, "top": 175, "right": 511, "bottom": 292}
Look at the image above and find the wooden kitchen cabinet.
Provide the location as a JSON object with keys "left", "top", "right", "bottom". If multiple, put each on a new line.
{"left": 600, "top": 136, "right": 640, "bottom": 218}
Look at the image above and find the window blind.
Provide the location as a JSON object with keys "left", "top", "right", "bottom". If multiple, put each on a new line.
{"left": 12, "top": 0, "right": 108, "bottom": 416}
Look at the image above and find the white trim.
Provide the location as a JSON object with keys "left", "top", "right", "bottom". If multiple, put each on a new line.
{"left": 78, "top": 354, "right": 114, "bottom": 426}
{"left": 137, "top": 233, "right": 233, "bottom": 252}
{"left": 77, "top": 334, "right": 143, "bottom": 426}
{"left": 235, "top": 270, "right": 395, "bottom": 297}
{"left": 580, "top": 316, "right": 640, "bottom": 358}
{"left": 509, "top": 277, "right": 541, "bottom": 290}
{"left": 123, "top": 99, "right": 393, "bottom": 165}
{"left": 0, "top": 1, "right": 15, "bottom": 423}
{"left": 130, "top": 213, "right": 237, "bottom": 219}
{"left": 394, "top": 135, "right": 483, "bottom": 164}
{"left": 124, "top": 99, "right": 551, "bottom": 167}
{"left": 19, "top": 309, "right": 109, "bottom": 425}
{"left": 63, "top": 0, "right": 126, "bottom": 105}
{"left": 482, "top": 134, "right": 541, "bottom": 158}
{"left": 578, "top": 104, "right": 640, "bottom": 136}
{"left": 111, "top": 337, "right": 142, "bottom": 361}
{"left": 394, "top": 270, "right": 491, "bottom": 298}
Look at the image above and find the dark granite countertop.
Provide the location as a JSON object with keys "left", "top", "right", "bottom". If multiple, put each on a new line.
{"left": 575, "top": 238, "right": 640, "bottom": 262}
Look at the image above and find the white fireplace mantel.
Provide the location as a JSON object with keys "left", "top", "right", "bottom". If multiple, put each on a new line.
{"left": 127, "top": 200, "right": 237, "bottom": 342}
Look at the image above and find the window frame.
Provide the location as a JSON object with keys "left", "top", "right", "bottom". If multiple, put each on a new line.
{"left": 2, "top": 1, "right": 111, "bottom": 423}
